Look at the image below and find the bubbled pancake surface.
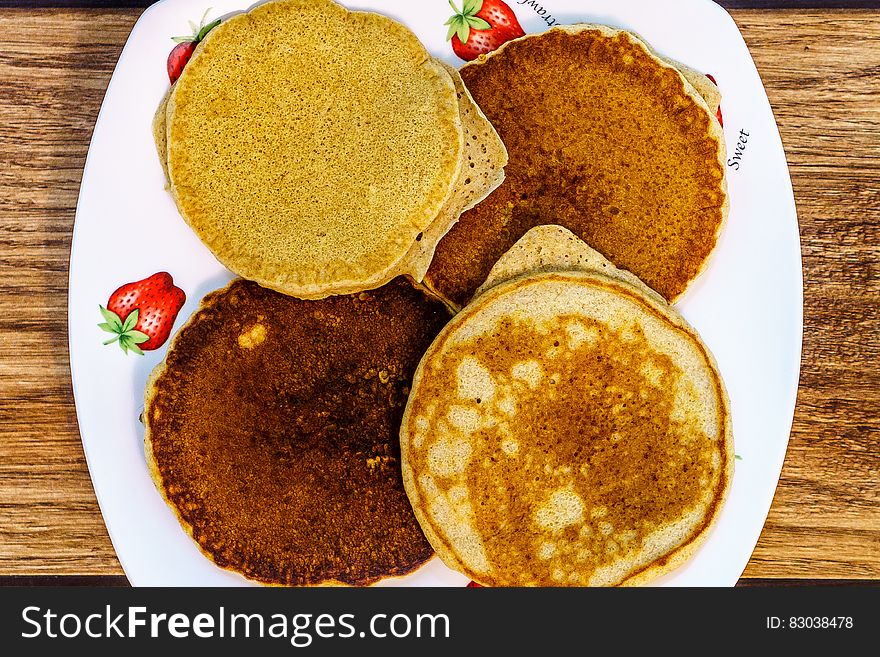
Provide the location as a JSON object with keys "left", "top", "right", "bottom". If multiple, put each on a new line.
{"left": 401, "top": 271, "right": 733, "bottom": 587}
{"left": 145, "top": 278, "right": 450, "bottom": 586}
{"left": 424, "top": 25, "right": 728, "bottom": 307}
{"left": 156, "top": 61, "right": 507, "bottom": 286}
{"left": 165, "top": 0, "right": 463, "bottom": 299}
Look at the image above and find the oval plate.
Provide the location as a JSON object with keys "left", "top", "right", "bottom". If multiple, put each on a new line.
{"left": 69, "top": 0, "right": 802, "bottom": 586}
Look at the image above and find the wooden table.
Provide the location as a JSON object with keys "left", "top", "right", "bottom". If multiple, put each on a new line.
{"left": 0, "top": 1, "right": 877, "bottom": 586}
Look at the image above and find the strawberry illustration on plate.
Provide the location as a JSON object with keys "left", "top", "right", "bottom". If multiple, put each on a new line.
{"left": 167, "top": 10, "right": 220, "bottom": 84}
{"left": 99, "top": 272, "right": 186, "bottom": 355}
{"left": 706, "top": 74, "right": 724, "bottom": 127}
{"left": 446, "top": 0, "right": 525, "bottom": 62}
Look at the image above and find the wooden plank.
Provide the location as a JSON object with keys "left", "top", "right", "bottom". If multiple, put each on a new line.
{"left": 0, "top": 575, "right": 131, "bottom": 586}
{"left": 0, "top": 8, "right": 876, "bottom": 580}
{"left": 0, "top": 9, "right": 138, "bottom": 575}
{"left": 2, "top": 1, "right": 879, "bottom": 10}
{"left": 731, "top": 10, "right": 880, "bottom": 579}
{"left": 4, "top": 575, "right": 879, "bottom": 587}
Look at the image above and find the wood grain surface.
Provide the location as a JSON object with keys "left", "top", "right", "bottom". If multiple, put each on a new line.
{"left": 0, "top": 8, "right": 877, "bottom": 582}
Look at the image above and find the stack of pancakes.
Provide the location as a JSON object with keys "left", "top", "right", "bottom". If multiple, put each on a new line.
{"left": 146, "top": 1, "right": 732, "bottom": 587}
{"left": 401, "top": 227, "right": 733, "bottom": 586}
{"left": 153, "top": 0, "right": 507, "bottom": 300}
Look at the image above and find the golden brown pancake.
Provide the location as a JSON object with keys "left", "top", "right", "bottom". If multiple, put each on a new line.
{"left": 424, "top": 25, "right": 728, "bottom": 308}
{"left": 402, "top": 236, "right": 733, "bottom": 586}
{"left": 145, "top": 277, "right": 450, "bottom": 586}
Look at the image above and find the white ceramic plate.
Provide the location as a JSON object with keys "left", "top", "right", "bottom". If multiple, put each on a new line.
{"left": 69, "top": 0, "right": 802, "bottom": 586}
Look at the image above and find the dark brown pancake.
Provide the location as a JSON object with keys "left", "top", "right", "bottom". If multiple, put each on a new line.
{"left": 425, "top": 26, "right": 727, "bottom": 307}
{"left": 144, "top": 277, "right": 450, "bottom": 585}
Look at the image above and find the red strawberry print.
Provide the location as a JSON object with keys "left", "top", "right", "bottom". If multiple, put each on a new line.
{"left": 99, "top": 272, "right": 186, "bottom": 355}
{"left": 168, "top": 41, "right": 198, "bottom": 85}
{"left": 446, "top": 0, "right": 525, "bottom": 62}
{"left": 167, "top": 10, "right": 220, "bottom": 84}
{"left": 705, "top": 74, "right": 724, "bottom": 127}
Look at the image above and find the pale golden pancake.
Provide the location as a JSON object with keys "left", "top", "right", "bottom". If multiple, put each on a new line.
{"left": 424, "top": 24, "right": 728, "bottom": 308}
{"left": 402, "top": 234, "right": 733, "bottom": 586}
{"left": 152, "top": 89, "right": 170, "bottom": 183}
{"left": 154, "top": 61, "right": 508, "bottom": 287}
{"left": 399, "top": 62, "right": 508, "bottom": 281}
{"left": 165, "top": 0, "right": 463, "bottom": 299}
{"left": 474, "top": 224, "right": 664, "bottom": 304}
{"left": 145, "top": 277, "right": 451, "bottom": 586}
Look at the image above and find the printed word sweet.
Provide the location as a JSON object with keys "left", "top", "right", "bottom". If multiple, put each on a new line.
{"left": 727, "top": 129, "right": 749, "bottom": 171}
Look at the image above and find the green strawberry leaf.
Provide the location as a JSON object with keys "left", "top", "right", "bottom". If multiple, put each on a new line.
{"left": 121, "top": 308, "right": 139, "bottom": 333}
{"left": 119, "top": 334, "right": 145, "bottom": 355}
{"left": 463, "top": 0, "right": 483, "bottom": 15}
{"left": 466, "top": 16, "right": 491, "bottom": 31}
{"left": 174, "top": 10, "right": 218, "bottom": 43}
{"left": 446, "top": 16, "right": 467, "bottom": 42}
{"left": 196, "top": 18, "right": 221, "bottom": 42}
{"left": 99, "top": 304, "right": 150, "bottom": 355}
{"left": 128, "top": 330, "right": 151, "bottom": 345}
{"left": 98, "top": 305, "right": 123, "bottom": 331}
{"left": 446, "top": 0, "right": 491, "bottom": 44}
